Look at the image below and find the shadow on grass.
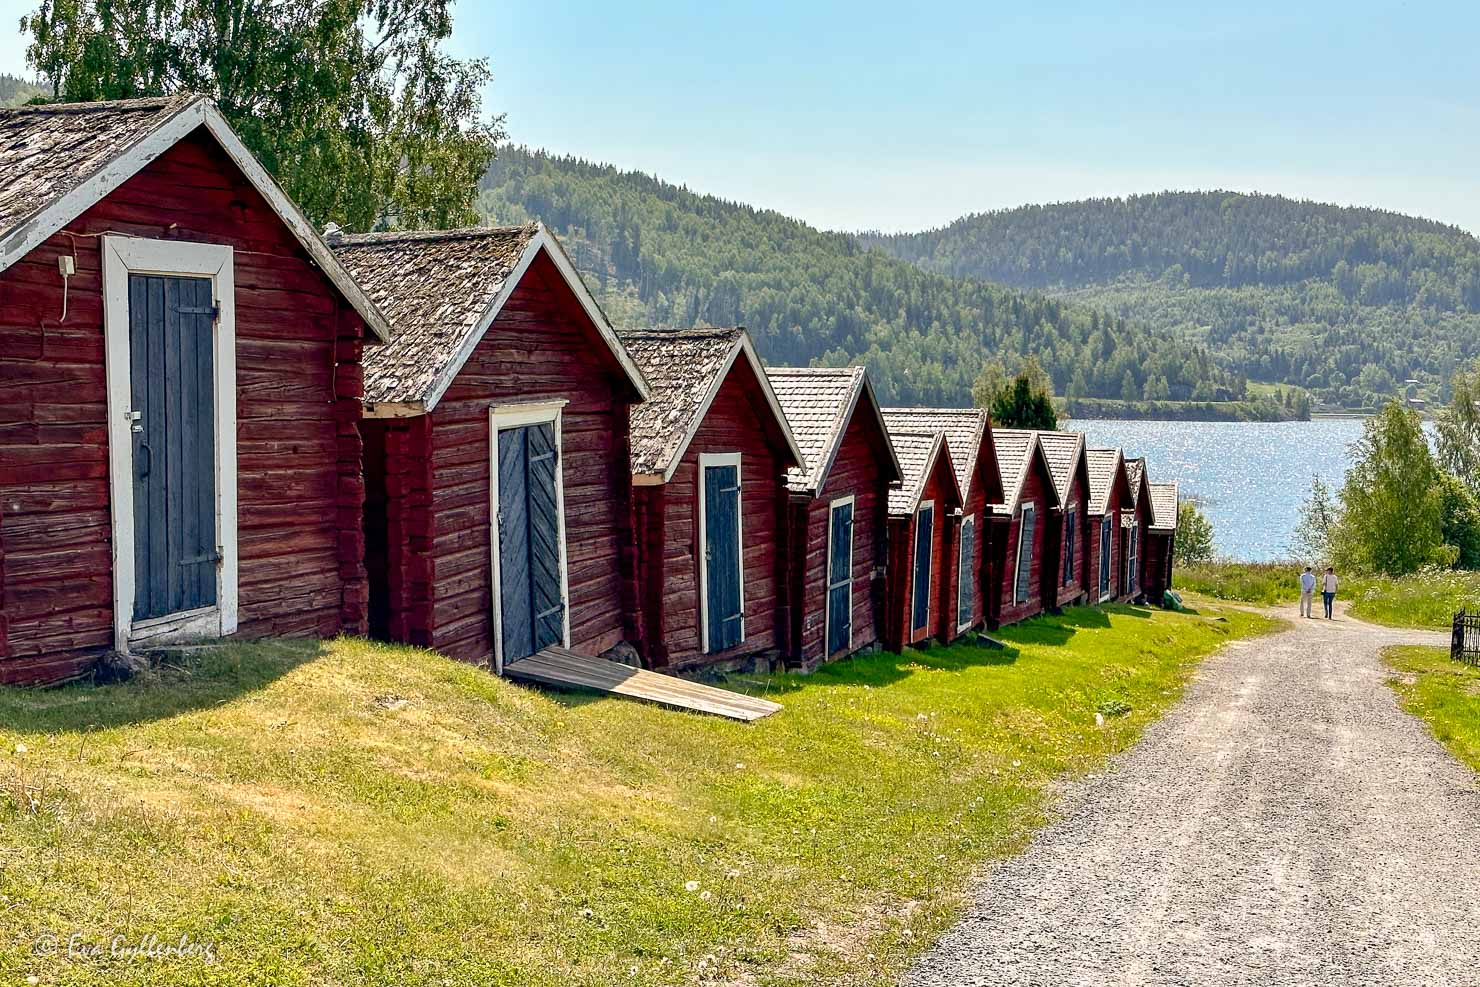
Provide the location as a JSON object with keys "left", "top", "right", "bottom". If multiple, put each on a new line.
{"left": 0, "top": 639, "right": 324, "bottom": 733}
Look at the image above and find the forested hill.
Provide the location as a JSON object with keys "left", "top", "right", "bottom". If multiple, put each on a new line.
{"left": 860, "top": 192, "right": 1480, "bottom": 409}
{"left": 477, "top": 148, "right": 1243, "bottom": 407}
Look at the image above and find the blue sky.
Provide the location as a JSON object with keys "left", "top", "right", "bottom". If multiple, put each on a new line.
{"left": 4, "top": 1, "right": 1478, "bottom": 233}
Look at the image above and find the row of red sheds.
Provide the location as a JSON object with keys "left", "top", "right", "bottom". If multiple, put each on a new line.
{"left": 0, "top": 95, "right": 1177, "bottom": 684}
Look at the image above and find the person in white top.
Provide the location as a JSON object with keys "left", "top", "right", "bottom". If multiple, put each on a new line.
{"left": 1299, "top": 566, "right": 1316, "bottom": 618}
{"left": 1322, "top": 567, "right": 1338, "bottom": 619}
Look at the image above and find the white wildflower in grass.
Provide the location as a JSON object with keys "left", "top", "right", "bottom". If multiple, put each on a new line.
{"left": 734, "top": 762, "right": 745, "bottom": 770}
{"left": 14, "top": 743, "right": 27, "bottom": 755}
{"left": 699, "top": 890, "right": 713, "bottom": 901}
{"left": 579, "top": 907, "right": 593, "bottom": 920}
{"left": 684, "top": 880, "right": 701, "bottom": 892}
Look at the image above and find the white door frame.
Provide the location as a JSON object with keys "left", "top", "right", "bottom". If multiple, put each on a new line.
{"left": 1014, "top": 503, "right": 1036, "bottom": 605}
{"left": 488, "top": 400, "right": 572, "bottom": 674}
{"left": 910, "top": 499, "right": 934, "bottom": 637}
{"left": 825, "top": 494, "right": 855, "bottom": 656}
{"left": 957, "top": 512, "right": 976, "bottom": 632}
{"left": 697, "top": 452, "right": 745, "bottom": 653}
{"left": 102, "top": 235, "right": 238, "bottom": 652}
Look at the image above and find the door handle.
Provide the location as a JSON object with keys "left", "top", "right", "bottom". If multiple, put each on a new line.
{"left": 138, "top": 441, "right": 152, "bottom": 479}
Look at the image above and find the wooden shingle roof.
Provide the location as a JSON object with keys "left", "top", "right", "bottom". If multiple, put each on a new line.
{"left": 883, "top": 430, "right": 960, "bottom": 516}
{"left": 992, "top": 428, "right": 1059, "bottom": 514}
{"left": 768, "top": 366, "right": 901, "bottom": 495}
{"left": 0, "top": 94, "right": 390, "bottom": 339}
{"left": 1035, "top": 430, "right": 1086, "bottom": 507}
{"left": 333, "top": 223, "right": 647, "bottom": 409}
{"left": 1085, "top": 448, "right": 1129, "bottom": 515}
{"left": 618, "top": 327, "right": 801, "bottom": 483}
{"left": 881, "top": 407, "right": 997, "bottom": 504}
{"left": 1149, "top": 481, "right": 1179, "bottom": 532}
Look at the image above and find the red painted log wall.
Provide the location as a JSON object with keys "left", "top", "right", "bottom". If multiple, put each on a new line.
{"left": 996, "top": 459, "right": 1057, "bottom": 627}
{"left": 366, "top": 253, "right": 638, "bottom": 665}
{"left": 634, "top": 358, "right": 790, "bottom": 671}
{"left": 789, "top": 405, "right": 893, "bottom": 665}
{"left": 1054, "top": 468, "right": 1092, "bottom": 610}
{"left": 883, "top": 451, "right": 957, "bottom": 652}
{"left": 0, "top": 130, "right": 368, "bottom": 685}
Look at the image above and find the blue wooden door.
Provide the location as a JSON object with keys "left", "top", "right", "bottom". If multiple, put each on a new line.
{"left": 911, "top": 505, "right": 933, "bottom": 633}
{"left": 497, "top": 423, "right": 564, "bottom": 663}
{"left": 703, "top": 462, "right": 743, "bottom": 652}
{"left": 826, "top": 500, "right": 853, "bottom": 655}
{"left": 129, "top": 274, "right": 217, "bottom": 622}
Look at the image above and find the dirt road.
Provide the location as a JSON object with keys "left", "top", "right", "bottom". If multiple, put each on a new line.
{"left": 907, "top": 606, "right": 1480, "bottom": 986}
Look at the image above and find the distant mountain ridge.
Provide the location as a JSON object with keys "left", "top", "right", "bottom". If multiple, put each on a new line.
{"left": 476, "top": 148, "right": 1247, "bottom": 409}
{"left": 860, "top": 191, "right": 1480, "bottom": 409}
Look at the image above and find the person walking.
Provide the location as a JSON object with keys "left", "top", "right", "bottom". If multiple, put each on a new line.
{"left": 1323, "top": 567, "right": 1338, "bottom": 619}
{"left": 1299, "top": 566, "right": 1316, "bottom": 618}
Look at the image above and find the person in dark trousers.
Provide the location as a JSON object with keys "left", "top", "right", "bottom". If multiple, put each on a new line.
{"left": 1322, "top": 567, "right": 1338, "bottom": 619}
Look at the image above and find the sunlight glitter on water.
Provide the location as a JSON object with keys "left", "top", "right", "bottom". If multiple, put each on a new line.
{"left": 1064, "top": 419, "right": 1370, "bottom": 562}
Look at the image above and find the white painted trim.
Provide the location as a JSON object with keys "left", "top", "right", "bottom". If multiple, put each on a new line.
{"left": 1062, "top": 501, "right": 1079, "bottom": 588}
{"left": 824, "top": 494, "right": 856, "bottom": 656}
{"left": 102, "top": 235, "right": 238, "bottom": 651}
{"left": 652, "top": 333, "right": 803, "bottom": 485}
{"left": 956, "top": 512, "right": 977, "bottom": 632}
{"left": 488, "top": 402, "right": 572, "bottom": 674}
{"left": 910, "top": 499, "right": 935, "bottom": 637}
{"left": 0, "top": 97, "right": 390, "bottom": 341}
{"left": 697, "top": 452, "right": 745, "bottom": 654}
{"left": 1014, "top": 503, "right": 1036, "bottom": 605}
{"left": 403, "top": 226, "right": 649, "bottom": 413}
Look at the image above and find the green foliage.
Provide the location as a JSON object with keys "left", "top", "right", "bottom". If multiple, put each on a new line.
{"left": 973, "top": 356, "right": 1057, "bottom": 429}
{"left": 20, "top": 0, "right": 502, "bottom": 231}
{"left": 1332, "top": 402, "right": 1452, "bottom": 575}
{"left": 1435, "top": 357, "right": 1480, "bottom": 496}
{"left": 862, "top": 191, "right": 1480, "bottom": 410}
{"left": 1437, "top": 472, "right": 1480, "bottom": 570}
{"left": 0, "top": 71, "right": 45, "bottom": 106}
{"left": 1057, "top": 396, "right": 1303, "bottom": 422}
{"left": 1290, "top": 475, "right": 1340, "bottom": 562}
{"left": 1174, "top": 501, "right": 1215, "bottom": 564}
{"left": 477, "top": 148, "right": 1245, "bottom": 406}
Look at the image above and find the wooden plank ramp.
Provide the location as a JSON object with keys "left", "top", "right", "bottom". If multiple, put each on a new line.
{"left": 506, "top": 646, "right": 782, "bottom": 721}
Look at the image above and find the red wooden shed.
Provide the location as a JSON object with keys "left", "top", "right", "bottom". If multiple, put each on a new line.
{"left": 1145, "top": 481, "right": 1180, "bottom": 602}
{"left": 1121, "top": 458, "right": 1155, "bottom": 602}
{"left": 618, "top": 328, "right": 802, "bottom": 674}
{"left": 990, "top": 429, "right": 1062, "bottom": 627}
{"left": 1084, "top": 448, "right": 1135, "bottom": 604}
{"left": 768, "top": 367, "right": 902, "bottom": 668}
{"left": 1035, "top": 431, "right": 1093, "bottom": 611}
{"left": 882, "top": 409, "right": 1004, "bottom": 639}
{"left": 334, "top": 224, "right": 650, "bottom": 672}
{"left": 0, "top": 95, "right": 390, "bottom": 685}
{"left": 879, "top": 430, "right": 963, "bottom": 652}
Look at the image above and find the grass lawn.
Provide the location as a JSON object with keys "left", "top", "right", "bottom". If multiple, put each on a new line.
{"left": 1384, "top": 646, "right": 1480, "bottom": 771}
{"left": 0, "top": 603, "right": 1272, "bottom": 986}
{"left": 1177, "top": 561, "right": 1480, "bottom": 630}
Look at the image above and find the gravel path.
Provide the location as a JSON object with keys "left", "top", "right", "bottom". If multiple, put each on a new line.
{"left": 907, "top": 604, "right": 1480, "bottom": 987}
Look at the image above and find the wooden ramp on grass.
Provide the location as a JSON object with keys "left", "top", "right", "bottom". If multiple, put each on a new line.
{"left": 505, "top": 646, "right": 782, "bottom": 721}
